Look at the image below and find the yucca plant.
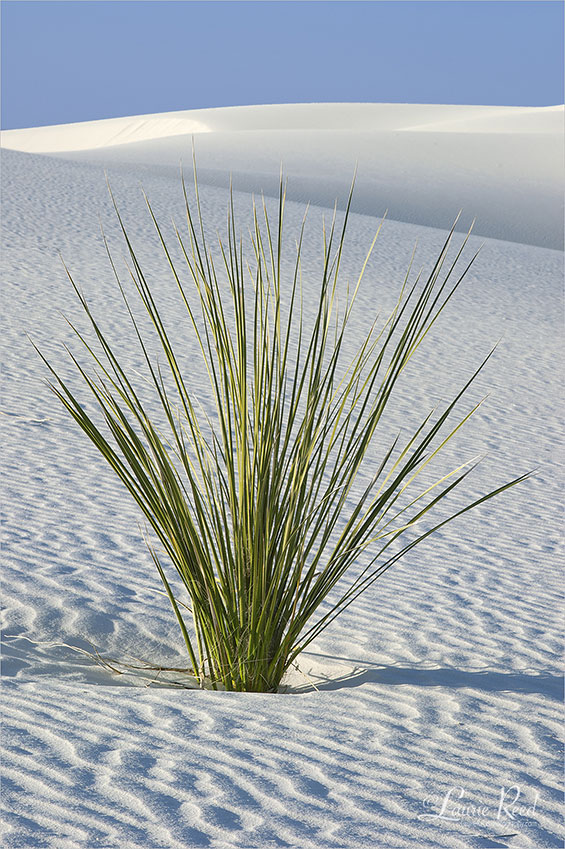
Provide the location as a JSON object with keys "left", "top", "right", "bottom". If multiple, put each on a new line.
{"left": 38, "top": 166, "right": 527, "bottom": 692}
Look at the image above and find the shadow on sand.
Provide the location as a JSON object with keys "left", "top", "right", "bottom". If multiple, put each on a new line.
{"left": 300, "top": 653, "right": 564, "bottom": 700}
{"left": 3, "top": 636, "right": 563, "bottom": 700}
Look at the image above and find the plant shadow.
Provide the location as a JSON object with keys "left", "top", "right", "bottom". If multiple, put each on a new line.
{"left": 294, "top": 653, "right": 564, "bottom": 700}
{"left": 4, "top": 636, "right": 562, "bottom": 701}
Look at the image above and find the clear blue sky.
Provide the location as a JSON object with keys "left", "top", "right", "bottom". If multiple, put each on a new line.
{"left": 1, "top": 1, "right": 563, "bottom": 129}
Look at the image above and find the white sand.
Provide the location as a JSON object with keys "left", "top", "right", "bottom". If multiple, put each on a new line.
{"left": 1, "top": 103, "right": 563, "bottom": 848}
{"left": 2, "top": 102, "right": 563, "bottom": 248}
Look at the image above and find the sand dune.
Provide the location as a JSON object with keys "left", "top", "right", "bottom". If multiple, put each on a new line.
{"left": 1, "top": 104, "right": 563, "bottom": 847}
{"left": 3, "top": 102, "right": 562, "bottom": 148}
{"left": 3, "top": 102, "right": 563, "bottom": 247}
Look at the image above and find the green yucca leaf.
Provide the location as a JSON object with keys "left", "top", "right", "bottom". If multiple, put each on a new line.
{"left": 40, "top": 165, "right": 529, "bottom": 692}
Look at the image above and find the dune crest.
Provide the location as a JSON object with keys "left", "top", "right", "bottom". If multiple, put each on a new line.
{"left": 2, "top": 99, "right": 563, "bottom": 848}
{"left": 3, "top": 102, "right": 562, "bottom": 248}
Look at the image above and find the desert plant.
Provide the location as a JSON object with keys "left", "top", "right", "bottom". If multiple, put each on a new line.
{"left": 38, "top": 167, "right": 527, "bottom": 692}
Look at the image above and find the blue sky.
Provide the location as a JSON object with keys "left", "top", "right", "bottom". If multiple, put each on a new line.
{"left": 1, "top": 1, "right": 563, "bottom": 129}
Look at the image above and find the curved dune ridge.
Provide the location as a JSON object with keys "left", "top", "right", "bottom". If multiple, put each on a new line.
{"left": 2, "top": 102, "right": 563, "bottom": 150}
{"left": 1, "top": 103, "right": 564, "bottom": 847}
{"left": 2, "top": 102, "right": 563, "bottom": 247}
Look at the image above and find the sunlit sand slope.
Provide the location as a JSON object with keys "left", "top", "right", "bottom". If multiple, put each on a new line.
{"left": 3, "top": 102, "right": 563, "bottom": 247}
